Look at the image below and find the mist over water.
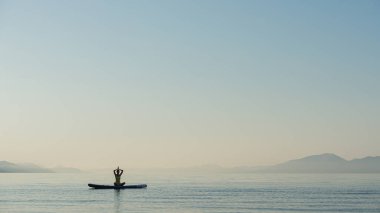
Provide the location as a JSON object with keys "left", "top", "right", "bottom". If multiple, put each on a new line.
{"left": 1, "top": 172, "right": 379, "bottom": 213}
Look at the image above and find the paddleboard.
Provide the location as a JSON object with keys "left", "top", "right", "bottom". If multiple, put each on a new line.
{"left": 88, "top": 183, "right": 147, "bottom": 189}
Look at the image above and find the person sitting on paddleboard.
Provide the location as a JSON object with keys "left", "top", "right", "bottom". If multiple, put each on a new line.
{"left": 114, "top": 167, "right": 125, "bottom": 186}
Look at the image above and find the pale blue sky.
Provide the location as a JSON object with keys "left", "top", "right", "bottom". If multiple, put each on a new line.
{"left": 0, "top": 0, "right": 379, "bottom": 168}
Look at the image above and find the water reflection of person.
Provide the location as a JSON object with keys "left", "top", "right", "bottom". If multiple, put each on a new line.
{"left": 114, "top": 189, "right": 122, "bottom": 213}
{"left": 113, "top": 167, "right": 125, "bottom": 186}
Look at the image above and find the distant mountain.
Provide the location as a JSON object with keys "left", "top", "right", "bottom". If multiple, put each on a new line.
{"left": 2, "top": 154, "right": 379, "bottom": 173}
{"left": 0, "top": 161, "right": 82, "bottom": 173}
{"left": 258, "top": 153, "right": 380, "bottom": 173}
{"left": 0, "top": 161, "right": 52, "bottom": 173}
{"left": 348, "top": 156, "right": 380, "bottom": 173}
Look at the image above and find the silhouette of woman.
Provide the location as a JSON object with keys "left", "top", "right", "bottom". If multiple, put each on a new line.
{"left": 113, "top": 167, "right": 125, "bottom": 186}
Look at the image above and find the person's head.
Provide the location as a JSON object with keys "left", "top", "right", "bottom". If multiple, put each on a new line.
{"left": 114, "top": 167, "right": 119, "bottom": 175}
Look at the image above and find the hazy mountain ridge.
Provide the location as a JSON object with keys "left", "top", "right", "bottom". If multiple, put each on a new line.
{"left": 259, "top": 153, "right": 380, "bottom": 173}
{"left": 163, "top": 154, "right": 380, "bottom": 173}
{"left": 1, "top": 154, "right": 379, "bottom": 173}
{"left": 0, "top": 161, "right": 81, "bottom": 173}
{"left": 0, "top": 161, "right": 52, "bottom": 173}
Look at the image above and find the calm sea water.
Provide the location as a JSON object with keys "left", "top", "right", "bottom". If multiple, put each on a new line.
{"left": 0, "top": 172, "right": 379, "bottom": 213}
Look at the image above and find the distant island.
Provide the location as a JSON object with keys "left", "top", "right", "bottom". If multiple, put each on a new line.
{"left": 0, "top": 161, "right": 81, "bottom": 173}
{"left": 254, "top": 153, "right": 380, "bottom": 173}
{"left": 1, "top": 153, "right": 380, "bottom": 173}
{"left": 155, "top": 153, "right": 380, "bottom": 174}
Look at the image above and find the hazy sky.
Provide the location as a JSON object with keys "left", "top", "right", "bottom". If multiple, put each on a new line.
{"left": 0, "top": 0, "right": 379, "bottom": 169}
